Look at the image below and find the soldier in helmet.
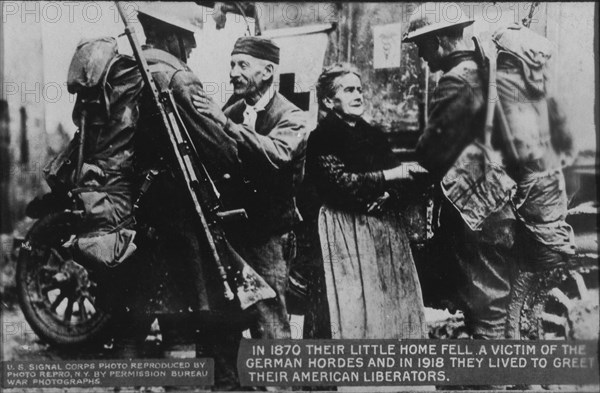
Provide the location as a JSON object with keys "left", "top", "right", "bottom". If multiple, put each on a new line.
{"left": 100, "top": 3, "right": 245, "bottom": 385}
{"left": 402, "top": 3, "right": 517, "bottom": 340}
{"left": 403, "top": 3, "right": 576, "bottom": 341}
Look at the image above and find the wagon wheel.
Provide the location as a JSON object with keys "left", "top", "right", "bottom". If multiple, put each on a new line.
{"left": 16, "top": 212, "right": 112, "bottom": 347}
{"left": 506, "top": 259, "right": 599, "bottom": 340}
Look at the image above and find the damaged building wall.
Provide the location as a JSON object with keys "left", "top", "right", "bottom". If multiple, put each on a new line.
{"left": 257, "top": 2, "right": 596, "bottom": 155}
{"left": 256, "top": 2, "right": 424, "bottom": 159}
{"left": 332, "top": 2, "right": 422, "bottom": 134}
{"left": 258, "top": 2, "right": 422, "bottom": 132}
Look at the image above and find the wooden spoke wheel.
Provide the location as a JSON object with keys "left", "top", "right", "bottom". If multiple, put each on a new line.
{"left": 507, "top": 257, "right": 599, "bottom": 340}
{"left": 17, "top": 212, "right": 112, "bottom": 347}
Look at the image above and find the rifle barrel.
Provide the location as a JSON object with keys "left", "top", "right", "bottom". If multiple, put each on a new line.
{"left": 114, "top": 1, "right": 275, "bottom": 308}
{"left": 114, "top": 1, "right": 234, "bottom": 301}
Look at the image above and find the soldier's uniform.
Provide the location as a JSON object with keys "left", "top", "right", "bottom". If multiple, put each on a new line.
{"left": 106, "top": 46, "right": 240, "bottom": 351}
{"left": 415, "top": 48, "right": 518, "bottom": 339}
{"left": 75, "top": 5, "right": 245, "bottom": 367}
{"left": 403, "top": 5, "right": 575, "bottom": 339}
{"left": 493, "top": 25, "right": 576, "bottom": 268}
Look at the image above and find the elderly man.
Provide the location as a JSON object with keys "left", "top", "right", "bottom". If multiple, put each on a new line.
{"left": 192, "top": 36, "right": 308, "bottom": 386}
{"left": 403, "top": 3, "right": 576, "bottom": 341}
{"left": 109, "top": 7, "right": 302, "bottom": 391}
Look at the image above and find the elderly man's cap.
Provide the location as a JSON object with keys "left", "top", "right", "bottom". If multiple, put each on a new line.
{"left": 231, "top": 36, "right": 280, "bottom": 64}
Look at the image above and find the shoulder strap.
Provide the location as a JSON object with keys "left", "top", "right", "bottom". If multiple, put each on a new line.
{"left": 483, "top": 50, "right": 497, "bottom": 148}
{"left": 474, "top": 35, "right": 519, "bottom": 162}
{"left": 100, "top": 54, "right": 125, "bottom": 118}
{"left": 490, "top": 52, "right": 519, "bottom": 163}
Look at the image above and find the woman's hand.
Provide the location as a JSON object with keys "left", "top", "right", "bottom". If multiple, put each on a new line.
{"left": 383, "top": 162, "right": 428, "bottom": 181}
{"left": 366, "top": 192, "right": 390, "bottom": 213}
{"left": 191, "top": 91, "right": 228, "bottom": 128}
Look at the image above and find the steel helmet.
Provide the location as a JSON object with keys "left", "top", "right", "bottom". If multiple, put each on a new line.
{"left": 403, "top": 2, "right": 474, "bottom": 43}
{"left": 136, "top": 1, "right": 203, "bottom": 34}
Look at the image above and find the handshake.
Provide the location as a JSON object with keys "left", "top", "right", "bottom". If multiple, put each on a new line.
{"left": 367, "top": 162, "right": 430, "bottom": 213}
{"left": 383, "top": 162, "right": 428, "bottom": 181}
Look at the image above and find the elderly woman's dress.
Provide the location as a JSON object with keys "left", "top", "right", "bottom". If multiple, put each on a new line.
{"left": 306, "top": 112, "right": 427, "bottom": 340}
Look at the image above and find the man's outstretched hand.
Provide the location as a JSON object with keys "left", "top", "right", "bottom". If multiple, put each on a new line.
{"left": 192, "top": 90, "right": 228, "bottom": 127}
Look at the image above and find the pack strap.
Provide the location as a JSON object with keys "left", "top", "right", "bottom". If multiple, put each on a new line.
{"left": 109, "top": 168, "right": 161, "bottom": 235}
{"left": 70, "top": 185, "right": 131, "bottom": 195}
{"left": 108, "top": 214, "right": 136, "bottom": 234}
{"left": 479, "top": 38, "right": 519, "bottom": 162}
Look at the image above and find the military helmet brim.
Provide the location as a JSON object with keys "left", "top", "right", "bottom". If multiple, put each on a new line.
{"left": 138, "top": 1, "right": 205, "bottom": 33}
{"left": 402, "top": 19, "right": 474, "bottom": 43}
{"left": 138, "top": 10, "right": 198, "bottom": 33}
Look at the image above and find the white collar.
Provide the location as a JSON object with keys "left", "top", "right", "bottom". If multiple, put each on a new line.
{"left": 244, "top": 86, "right": 275, "bottom": 112}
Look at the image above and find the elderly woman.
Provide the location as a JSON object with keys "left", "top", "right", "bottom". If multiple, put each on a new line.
{"left": 306, "top": 63, "right": 427, "bottom": 340}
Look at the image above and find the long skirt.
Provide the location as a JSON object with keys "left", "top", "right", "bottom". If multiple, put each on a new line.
{"left": 318, "top": 205, "right": 427, "bottom": 339}
{"left": 319, "top": 206, "right": 432, "bottom": 391}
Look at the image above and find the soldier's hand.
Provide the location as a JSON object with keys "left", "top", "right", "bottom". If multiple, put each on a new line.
{"left": 192, "top": 91, "right": 227, "bottom": 127}
{"left": 383, "top": 162, "right": 428, "bottom": 181}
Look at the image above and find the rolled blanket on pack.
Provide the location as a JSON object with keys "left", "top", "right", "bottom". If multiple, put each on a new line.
{"left": 73, "top": 229, "right": 137, "bottom": 271}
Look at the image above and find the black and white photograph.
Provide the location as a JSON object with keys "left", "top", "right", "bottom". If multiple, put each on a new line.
{"left": 0, "top": 1, "right": 598, "bottom": 392}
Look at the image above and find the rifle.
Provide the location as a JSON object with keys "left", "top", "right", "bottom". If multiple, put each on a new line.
{"left": 115, "top": 2, "right": 275, "bottom": 310}
{"left": 472, "top": 36, "right": 519, "bottom": 163}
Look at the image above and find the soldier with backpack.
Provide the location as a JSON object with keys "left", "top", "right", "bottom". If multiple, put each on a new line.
{"left": 402, "top": 3, "right": 575, "bottom": 340}
{"left": 33, "top": 2, "right": 249, "bottom": 387}
{"left": 100, "top": 3, "right": 215, "bottom": 363}
{"left": 491, "top": 24, "right": 577, "bottom": 338}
